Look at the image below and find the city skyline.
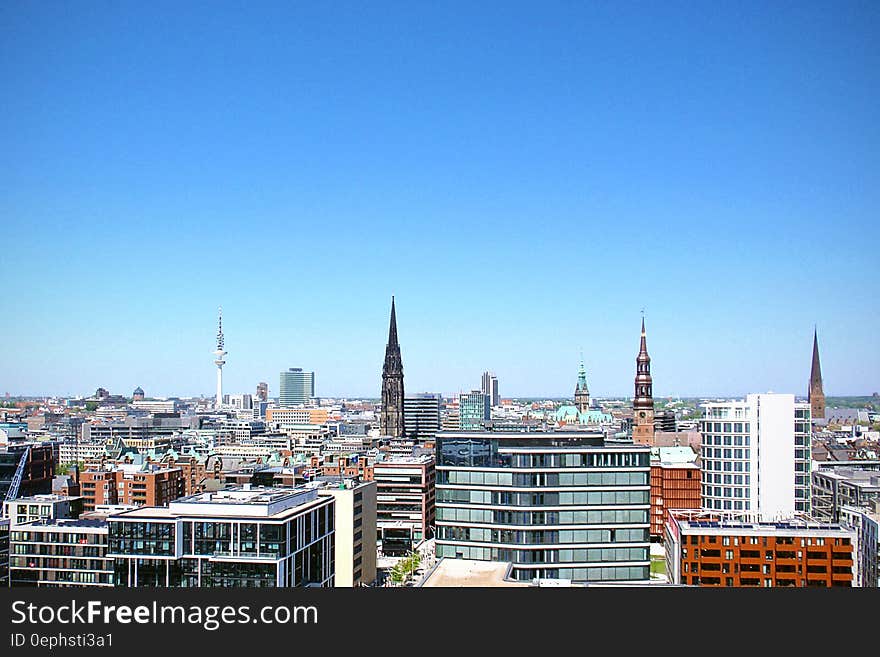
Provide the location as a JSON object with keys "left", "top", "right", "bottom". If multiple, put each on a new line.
{"left": 1, "top": 4, "right": 878, "bottom": 398}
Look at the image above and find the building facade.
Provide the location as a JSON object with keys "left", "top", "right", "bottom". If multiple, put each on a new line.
{"left": 700, "top": 393, "right": 811, "bottom": 518}
{"left": 665, "top": 510, "right": 856, "bottom": 587}
{"left": 435, "top": 430, "right": 651, "bottom": 584}
{"left": 403, "top": 393, "right": 442, "bottom": 442}
{"left": 481, "top": 371, "right": 500, "bottom": 408}
{"left": 459, "top": 391, "right": 490, "bottom": 431}
{"left": 80, "top": 465, "right": 184, "bottom": 513}
{"left": 812, "top": 463, "right": 880, "bottom": 523}
{"left": 9, "top": 519, "right": 113, "bottom": 587}
{"left": 108, "top": 487, "right": 335, "bottom": 587}
{"left": 317, "top": 479, "right": 377, "bottom": 587}
{"left": 839, "top": 502, "right": 879, "bottom": 588}
{"left": 650, "top": 447, "right": 701, "bottom": 539}
{"left": 373, "top": 455, "right": 434, "bottom": 556}
{"left": 574, "top": 361, "right": 590, "bottom": 413}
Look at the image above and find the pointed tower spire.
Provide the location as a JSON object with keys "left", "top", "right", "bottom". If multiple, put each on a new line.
{"left": 380, "top": 297, "right": 405, "bottom": 437}
{"left": 809, "top": 326, "right": 825, "bottom": 419}
{"left": 633, "top": 314, "right": 655, "bottom": 445}
{"left": 388, "top": 295, "right": 399, "bottom": 347}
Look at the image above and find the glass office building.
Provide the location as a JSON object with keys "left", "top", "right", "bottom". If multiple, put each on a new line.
{"left": 108, "top": 486, "right": 335, "bottom": 587}
{"left": 279, "top": 368, "right": 315, "bottom": 407}
{"left": 435, "top": 431, "right": 651, "bottom": 583}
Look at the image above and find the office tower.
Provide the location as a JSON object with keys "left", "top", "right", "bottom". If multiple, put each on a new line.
{"left": 459, "top": 391, "right": 490, "bottom": 430}
{"left": 809, "top": 328, "right": 826, "bottom": 420}
{"left": 380, "top": 297, "right": 405, "bottom": 437}
{"left": 256, "top": 382, "right": 269, "bottom": 402}
{"left": 574, "top": 359, "right": 590, "bottom": 412}
{"left": 481, "top": 371, "right": 500, "bottom": 408}
{"left": 633, "top": 317, "right": 655, "bottom": 445}
{"left": 213, "top": 307, "right": 227, "bottom": 409}
{"left": 700, "top": 393, "right": 811, "bottom": 518}
{"left": 373, "top": 455, "right": 434, "bottom": 555}
{"left": 665, "top": 510, "right": 856, "bottom": 588}
{"left": 279, "top": 368, "right": 315, "bottom": 407}
{"left": 435, "top": 430, "right": 651, "bottom": 583}
{"left": 109, "top": 486, "right": 335, "bottom": 587}
{"left": 404, "top": 393, "right": 442, "bottom": 441}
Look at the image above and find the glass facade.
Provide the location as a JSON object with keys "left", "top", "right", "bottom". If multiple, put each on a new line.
{"left": 435, "top": 432, "right": 651, "bottom": 583}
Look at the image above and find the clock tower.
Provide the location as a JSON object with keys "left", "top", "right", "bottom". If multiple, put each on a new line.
{"left": 633, "top": 317, "right": 655, "bottom": 445}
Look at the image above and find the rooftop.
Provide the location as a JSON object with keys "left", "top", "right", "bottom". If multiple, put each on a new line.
{"left": 421, "top": 559, "right": 529, "bottom": 588}
{"left": 17, "top": 518, "right": 107, "bottom": 529}
{"left": 669, "top": 511, "right": 854, "bottom": 536}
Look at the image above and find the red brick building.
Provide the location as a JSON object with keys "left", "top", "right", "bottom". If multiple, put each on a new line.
{"left": 665, "top": 510, "right": 856, "bottom": 587}
{"left": 79, "top": 466, "right": 184, "bottom": 512}
{"left": 650, "top": 447, "right": 701, "bottom": 539}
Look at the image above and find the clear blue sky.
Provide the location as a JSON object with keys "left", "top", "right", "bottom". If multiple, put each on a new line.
{"left": 1, "top": 2, "right": 878, "bottom": 399}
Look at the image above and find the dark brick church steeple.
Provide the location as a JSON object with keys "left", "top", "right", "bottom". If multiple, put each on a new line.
{"left": 633, "top": 316, "right": 655, "bottom": 445}
{"left": 809, "top": 327, "right": 825, "bottom": 420}
{"left": 380, "top": 296, "right": 405, "bottom": 437}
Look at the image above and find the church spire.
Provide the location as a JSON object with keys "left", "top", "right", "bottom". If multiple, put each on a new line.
{"left": 809, "top": 326, "right": 825, "bottom": 419}
{"left": 633, "top": 315, "right": 655, "bottom": 445}
{"left": 381, "top": 297, "right": 405, "bottom": 437}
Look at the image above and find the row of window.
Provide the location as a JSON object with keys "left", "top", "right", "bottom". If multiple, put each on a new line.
{"left": 436, "top": 507, "right": 648, "bottom": 526}
{"left": 437, "top": 489, "right": 649, "bottom": 506}
{"left": 438, "top": 470, "right": 648, "bottom": 487}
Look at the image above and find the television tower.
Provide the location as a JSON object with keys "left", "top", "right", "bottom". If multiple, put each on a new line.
{"left": 214, "top": 307, "right": 227, "bottom": 409}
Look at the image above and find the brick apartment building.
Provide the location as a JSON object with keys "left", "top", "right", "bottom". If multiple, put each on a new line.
{"left": 650, "top": 447, "right": 701, "bottom": 539}
{"left": 665, "top": 510, "right": 856, "bottom": 587}
{"left": 79, "top": 465, "right": 184, "bottom": 512}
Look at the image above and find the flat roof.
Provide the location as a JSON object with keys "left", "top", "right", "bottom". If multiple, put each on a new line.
{"left": 17, "top": 518, "right": 107, "bottom": 529}
{"left": 421, "top": 559, "right": 529, "bottom": 588}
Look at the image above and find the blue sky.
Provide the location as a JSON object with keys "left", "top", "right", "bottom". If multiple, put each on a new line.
{"left": 1, "top": 2, "right": 878, "bottom": 399}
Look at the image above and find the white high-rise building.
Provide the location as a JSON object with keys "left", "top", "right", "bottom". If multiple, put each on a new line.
{"left": 699, "top": 393, "right": 811, "bottom": 519}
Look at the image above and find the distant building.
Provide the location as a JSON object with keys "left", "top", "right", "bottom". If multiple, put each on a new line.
{"left": 809, "top": 328, "right": 826, "bottom": 420}
{"left": 380, "top": 297, "right": 406, "bottom": 437}
{"left": 459, "top": 391, "right": 490, "bottom": 430}
{"left": 9, "top": 519, "right": 112, "bottom": 587}
{"left": 650, "top": 447, "right": 700, "bottom": 539}
{"left": 573, "top": 360, "right": 590, "bottom": 413}
{"left": 435, "top": 430, "right": 651, "bottom": 584}
{"left": 228, "top": 394, "right": 253, "bottom": 410}
{"left": 108, "top": 486, "right": 335, "bottom": 587}
{"left": 132, "top": 387, "right": 145, "bottom": 402}
{"left": 404, "top": 393, "right": 442, "bottom": 441}
{"left": 0, "top": 443, "right": 55, "bottom": 500}
{"left": 256, "top": 382, "right": 269, "bottom": 403}
{"left": 665, "top": 510, "right": 856, "bottom": 587}
{"left": 700, "top": 393, "right": 811, "bottom": 518}
{"left": 812, "top": 463, "right": 880, "bottom": 522}
{"left": 653, "top": 410, "right": 676, "bottom": 433}
{"left": 481, "top": 372, "right": 500, "bottom": 408}
{"left": 279, "top": 368, "right": 315, "bottom": 407}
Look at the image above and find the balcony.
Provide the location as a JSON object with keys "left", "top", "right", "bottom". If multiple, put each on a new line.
{"left": 208, "top": 551, "right": 281, "bottom": 562}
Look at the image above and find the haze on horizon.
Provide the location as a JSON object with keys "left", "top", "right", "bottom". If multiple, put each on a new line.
{"left": 1, "top": 3, "right": 877, "bottom": 400}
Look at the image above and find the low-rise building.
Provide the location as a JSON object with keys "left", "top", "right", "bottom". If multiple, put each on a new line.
{"left": 79, "top": 464, "right": 184, "bottom": 512}
{"left": 812, "top": 463, "right": 880, "bottom": 522}
{"left": 3, "top": 494, "right": 83, "bottom": 526}
{"left": 665, "top": 510, "right": 856, "bottom": 587}
{"left": 108, "top": 486, "right": 335, "bottom": 587}
{"left": 8, "top": 518, "right": 112, "bottom": 587}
